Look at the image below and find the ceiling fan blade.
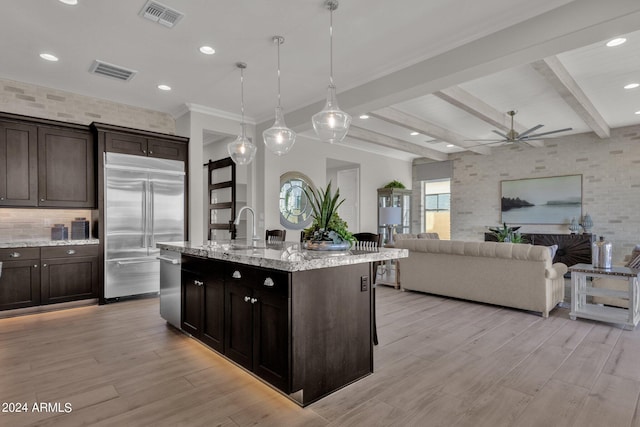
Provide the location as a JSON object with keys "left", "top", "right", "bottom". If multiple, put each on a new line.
{"left": 517, "top": 124, "right": 544, "bottom": 139}
{"left": 464, "top": 138, "right": 505, "bottom": 142}
{"left": 523, "top": 127, "right": 572, "bottom": 138}
{"left": 492, "top": 130, "right": 509, "bottom": 139}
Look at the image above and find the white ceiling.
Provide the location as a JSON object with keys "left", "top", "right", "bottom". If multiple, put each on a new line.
{"left": 2, "top": 0, "right": 640, "bottom": 161}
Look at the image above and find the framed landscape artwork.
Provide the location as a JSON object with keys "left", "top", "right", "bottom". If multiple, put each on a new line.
{"left": 501, "top": 175, "right": 582, "bottom": 224}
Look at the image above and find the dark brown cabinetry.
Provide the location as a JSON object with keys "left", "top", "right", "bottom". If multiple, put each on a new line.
{"left": 0, "top": 121, "right": 38, "bottom": 206}
{"left": 40, "top": 245, "right": 99, "bottom": 304}
{"left": 225, "top": 264, "right": 290, "bottom": 391}
{"left": 0, "top": 248, "right": 41, "bottom": 310}
{"left": 37, "top": 126, "right": 95, "bottom": 208}
{"left": 0, "top": 245, "right": 98, "bottom": 311}
{"left": 0, "top": 113, "right": 96, "bottom": 208}
{"left": 181, "top": 256, "right": 225, "bottom": 352}
{"left": 96, "top": 124, "right": 188, "bottom": 162}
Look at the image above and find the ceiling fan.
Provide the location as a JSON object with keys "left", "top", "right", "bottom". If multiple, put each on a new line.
{"left": 469, "top": 110, "right": 572, "bottom": 146}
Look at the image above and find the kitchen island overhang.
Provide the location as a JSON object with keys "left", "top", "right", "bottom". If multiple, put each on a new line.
{"left": 157, "top": 241, "right": 408, "bottom": 406}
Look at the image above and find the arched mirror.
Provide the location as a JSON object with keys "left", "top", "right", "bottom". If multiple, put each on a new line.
{"left": 279, "top": 171, "right": 315, "bottom": 229}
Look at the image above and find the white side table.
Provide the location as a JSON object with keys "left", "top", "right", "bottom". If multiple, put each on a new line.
{"left": 569, "top": 263, "right": 640, "bottom": 330}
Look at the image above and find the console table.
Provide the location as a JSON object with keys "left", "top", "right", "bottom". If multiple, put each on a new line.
{"left": 569, "top": 263, "right": 640, "bottom": 330}
{"left": 484, "top": 233, "right": 594, "bottom": 266}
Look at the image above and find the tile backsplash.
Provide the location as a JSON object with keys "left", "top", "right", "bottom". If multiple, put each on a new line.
{"left": 0, "top": 209, "right": 93, "bottom": 242}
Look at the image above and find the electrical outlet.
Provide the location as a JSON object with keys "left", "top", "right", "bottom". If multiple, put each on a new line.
{"left": 360, "top": 275, "right": 368, "bottom": 292}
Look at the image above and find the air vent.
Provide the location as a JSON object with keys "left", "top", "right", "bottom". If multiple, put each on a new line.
{"left": 89, "top": 60, "right": 138, "bottom": 82}
{"left": 139, "top": 1, "right": 184, "bottom": 28}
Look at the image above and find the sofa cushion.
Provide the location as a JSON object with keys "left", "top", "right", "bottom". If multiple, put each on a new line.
{"left": 396, "top": 239, "right": 551, "bottom": 263}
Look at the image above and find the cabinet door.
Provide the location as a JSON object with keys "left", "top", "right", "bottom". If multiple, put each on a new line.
{"left": 181, "top": 269, "right": 202, "bottom": 336}
{"left": 225, "top": 280, "right": 254, "bottom": 370}
{"left": 0, "top": 260, "right": 40, "bottom": 310}
{"left": 148, "top": 138, "right": 187, "bottom": 162}
{"left": 105, "top": 132, "right": 148, "bottom": 156}
{"left": 0, "top": 121, "right": 38, "bottom": 206}
{"left": 38, "top": 127, "right": 95, "bottom": 208}
{"left": 253, "top": 289, "right": 290, "bottom": 392}
{"left": 201, "top": 268, "right": 225, "bottom": 352}
{"left": 40, "top": 255, "right": 98, "bottom": 304}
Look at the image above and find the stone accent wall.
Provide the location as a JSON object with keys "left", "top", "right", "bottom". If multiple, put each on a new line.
{"left": 450, "top": 125, "right": 640, "bottom": 263}
{"left": 0, "top": 209, "right": 93, "bottom": 242}
{"left": 0, "top": 78, "right": 175, "bottom": 133}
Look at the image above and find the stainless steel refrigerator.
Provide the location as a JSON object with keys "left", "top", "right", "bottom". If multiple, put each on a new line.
{"left": 104, "top": 152, "right": 185, "bottom": 299}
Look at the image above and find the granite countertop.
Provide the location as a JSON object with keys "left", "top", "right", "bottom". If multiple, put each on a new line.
{"left": 157, "top": 240, "right": 408, "bottom": 272}
{"left": 0, "top": 239, "right": 100, "bottom": 249}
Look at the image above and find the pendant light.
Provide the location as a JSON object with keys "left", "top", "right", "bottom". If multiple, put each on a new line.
{"left": 263, "top": 36, "right": 297, "bottom": 156}
{"left": 312, "top": 0, "right": 351, "bottom": 144}
{"left": 227, "top": 62, "right": 257, "bottom": 165}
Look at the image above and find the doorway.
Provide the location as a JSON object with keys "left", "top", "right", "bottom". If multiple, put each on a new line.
{"left": 327, "top": 159, "right": 360, "bottom": 233}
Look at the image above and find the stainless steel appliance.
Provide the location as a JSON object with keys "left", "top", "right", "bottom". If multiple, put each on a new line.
{"left": 104, "top": 152, "right": 185, "bottom": 299}
{"left": 159, "top": 249, "right": 181, "bottom": 328}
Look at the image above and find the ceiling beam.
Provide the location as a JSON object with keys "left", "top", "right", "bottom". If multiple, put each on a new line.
{"left": 347, "top": 126, "right": 449, "bottom": 161}
{"left": 369, "top": 107, "right": 492, "bottom": 155}
{"left": 432, "top": 86, "right": 544, "bottom": 148}
{"left": 532, "top": 56, "right": 610, "bottom": 138}
{"left": 433, "top": 86, "right": 528, "bottom": 133}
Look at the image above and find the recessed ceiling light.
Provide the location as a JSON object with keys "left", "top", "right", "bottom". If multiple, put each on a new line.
{"left": 446, "top": 144, "right": 455, "bottom": 148}
{"left": 58, "top": 0, "right": 78, "bottom": 5}
{"left": 199, "top": 46, "right": 215, "bottom": 55}
{"left": 410, "top": 131, "right": 419, "bottom": 136}
{"left": 157, "top": 84, "right": 171, "bottom": 91}
{"left": 624, "top": 83, "right": 639, "bottom": 89}
{"left": 606, "top": 38, "right": 627, "bottom": 47}
{"left": 359, "top": 114, "right": 369, "bottom": 119}
{"left": 39, "top": 53, "right": 59, "bottom": 62}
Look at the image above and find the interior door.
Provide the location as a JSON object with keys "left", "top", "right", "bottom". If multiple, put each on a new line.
{"left": 337, "top": 168, "right": 359, "bottom": 232}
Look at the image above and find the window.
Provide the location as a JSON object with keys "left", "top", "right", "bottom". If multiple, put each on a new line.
{"left": 423, "top": 179, "right": 450, "bottom": 240}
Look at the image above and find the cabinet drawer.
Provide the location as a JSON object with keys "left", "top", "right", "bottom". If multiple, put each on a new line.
{"left": 41, "top": 245, "right": 99, "bottom": 259}
{"left": 226, "top": 265, "right": 289, "bottom": 296}
{"left": 0, "top": 247, "right": 40, "bottom": 261}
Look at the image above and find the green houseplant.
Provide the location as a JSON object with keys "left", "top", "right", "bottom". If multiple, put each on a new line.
{"left": 383, "top": 180, "right": 406, "bottom": 189}
{"left": 489, "top": 223, "right": 527, "bottom": 243}
{"left": 302, "top": 182, "right": 355, "bottom": 249}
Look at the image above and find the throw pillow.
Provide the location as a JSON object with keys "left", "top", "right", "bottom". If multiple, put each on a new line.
{"left": 628, "top": 254, "right": 640, "bottom": 269}
{"left": 625, "top": 245, "right": 640, "bottom": 267}
{"left": 548, "top": 244, "right": 558, "bottom": 261}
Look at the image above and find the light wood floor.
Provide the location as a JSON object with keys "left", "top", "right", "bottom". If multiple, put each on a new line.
{"left": 2, "top": 287, "right": 640, "bottom": 427}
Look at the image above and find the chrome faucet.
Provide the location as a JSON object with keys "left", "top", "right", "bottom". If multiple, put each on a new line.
{"left": 234, "top": 206, "right": 259, "bottom": 243}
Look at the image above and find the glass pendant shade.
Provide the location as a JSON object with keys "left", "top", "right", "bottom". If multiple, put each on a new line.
{"left": 312, "top": 84, "right": 352, "bottom": 144}
{"left": 227, "top": 62, "right": 257, "bottom": 165}
{"left": 227, "top": 123, "right": 256, "bottom": 166}
{"left": 263, "top": 106, "right": 296, "bottom": 155}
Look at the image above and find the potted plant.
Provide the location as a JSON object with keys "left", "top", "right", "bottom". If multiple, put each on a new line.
{"left": 302, "top": 182, "right": 355, "bottom": 250}
{"left": 489, "top": 223, "right": 527, "bottom": 243}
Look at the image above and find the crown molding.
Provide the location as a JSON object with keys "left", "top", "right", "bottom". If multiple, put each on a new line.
{"left": 171, "top": 103, "right": 257, "bottom": 125}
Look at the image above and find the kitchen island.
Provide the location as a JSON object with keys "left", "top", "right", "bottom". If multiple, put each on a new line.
{"left": 157, "top": 241, "right": 407, "bottom": 406}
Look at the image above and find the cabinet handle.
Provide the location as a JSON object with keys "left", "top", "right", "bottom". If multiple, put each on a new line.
{"left": 194, "top": 280, "right": 204, "bottom": 287}
{"left": 9, "top": 252, "right": 21, "bottom": 258}
{"left": 250, "top": 298, "right": 258, "bottom": 304}
{"left": 33, "top": 264, "right": 38, "bottom": 268}
{"left": 149, "top": 151, "right": 153, "bottom": 154}
{"left": 232, "top": 270, "right": 241, "bottom": 279}
{"left": 0, "top": 197, "right": 4, "bottom": 201}
{"left": 244, "top": 296, "right": 251, "bottom": 302}
{"left": 66, "top": 249, "right": 76, "bottom": 255}
{"left": 40, "top": 198, "right": 45, "bottom": 202}
{"left": 142, "top": 149, "right": 147, "bottom": 154}
{"left": 43, "top": 264, "right": 48, "bottom": 267}
{"left": 263, "top": 277, "right": 274, "bottom": 287}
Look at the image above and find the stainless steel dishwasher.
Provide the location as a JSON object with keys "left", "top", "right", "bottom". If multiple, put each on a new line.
{"left": 158, "top": 249, "right": 181, "bottom": 328}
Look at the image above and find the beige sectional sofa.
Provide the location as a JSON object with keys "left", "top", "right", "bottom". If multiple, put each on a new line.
{"left": 395, "top": 239, "right": 568, "bottom": 317}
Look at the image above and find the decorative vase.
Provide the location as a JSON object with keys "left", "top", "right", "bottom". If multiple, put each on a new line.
{"left": 581, "top": 213, "right": 593, "bottom": 233}
{"left": 592, "top": 236, "right": 612, "bottom": 269}
{"left": 303, "top": 240, "right": 351, "bottom": 251}
{"left": 568, "top": 217, "right": 581, "bottom": 234}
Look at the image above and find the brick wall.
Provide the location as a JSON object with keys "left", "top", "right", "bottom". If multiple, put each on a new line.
{"left": 0, "top": 78, "right": 175, "bottom": 133}
{"left": 450, "top": 125, "right": 640, "bottom": 263}
{"left": 0, "top": 209, "right": 93, "bottom": 242}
